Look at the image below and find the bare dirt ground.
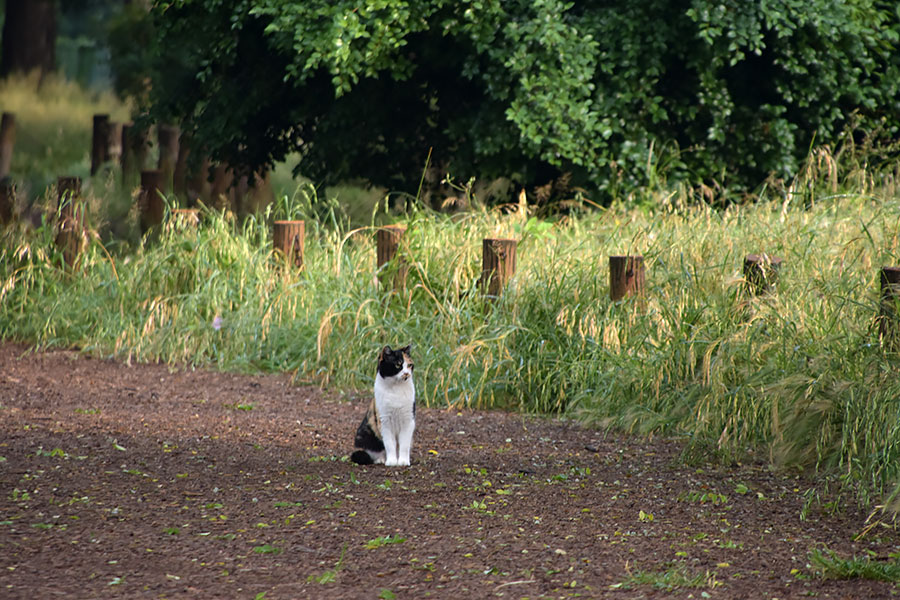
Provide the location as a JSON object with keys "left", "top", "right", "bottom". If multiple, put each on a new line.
{"left": 1, "top": 342, "right": 897, "bottom": 599}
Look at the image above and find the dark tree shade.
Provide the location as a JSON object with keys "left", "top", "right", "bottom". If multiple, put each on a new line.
{"left": 1, "top": 0, "right": 57, "bottom": 78}
{"left": 122, "top": 1, "right": 900, "bottom": 199}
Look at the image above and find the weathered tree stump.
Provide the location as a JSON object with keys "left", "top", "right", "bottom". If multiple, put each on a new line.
{"left": 377, "top": 224, "right": 408, "bottom": 290}
{"left": 744, "top": 253, "right": 783, "bottom": 295}
{"left": 55, "top": 176, "right": 84, "bottom": 267}
{"left": 481, "top": 238, "right": 517, "bottom": 298}
{"left": 0, "top": 176, "right": 14, "bottom": 225}
{"left": 879, "top": 266, "right": 900, "bottom": 350}
{"left": 273, "top": 220, "right": 305, "bottom": 269}
{"left": 157, "top": 124, "right": 180, "bottom": 191}
{"left": 90, "top": 114, "right": 110, "bottom": 176}
{"left": 139, "top": 169, "right": 165, "bottom": 233}
{"left": 609, "top": 255, "right": 645, "bottom": 301}
{"left": 0, "top": 112, "right": 16, "bottom": 178}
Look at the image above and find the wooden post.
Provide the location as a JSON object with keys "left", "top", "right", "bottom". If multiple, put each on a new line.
{"left": 57, "top": 176, "right": 82, "bottom": 220}
{"left": 376, "top": 224, "right": 408, "bottom": 290}
{"left": 879, "top": 266, "right": 900, "bottom": 349}
{"left": 55, "top": 176, "right": 84, "bottom": 267}
{"left": 139, "top": 169, "right": 165, "bottom": 233}
{"left": 273, "top": 220, "right": 305, "bottom": 268}
{"left": 744, "top": 253, "right": 783, "bottom": 295}
{"left": 0, "top": 112, "right": 15, "bottom": 178}
{"left": 609, "top": 255, "right": 645, "bottom": 301}
{"left": 157, "top": 124, "right": 180, "bottom": 192}
{"left": 121, "top": 123, "right": 150, "bottom": 177}
{"left": 91, "top": 114, "right": 110, "bottom": 175}
{"left": 481, "top": 238, "right": 517, "bottom": 297}
{"left": 107, "top": 121, "right": 123, "bottom": 167}
{"left": 0, "top": 177, "right": 14, "bottom": 225}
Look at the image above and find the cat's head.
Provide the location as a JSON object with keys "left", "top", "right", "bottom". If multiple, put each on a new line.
{"left": 377, "top": 345, "right": 414, "bottom": 382}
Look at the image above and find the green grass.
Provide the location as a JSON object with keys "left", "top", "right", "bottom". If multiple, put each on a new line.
{"left": 611, "top": 563, "right": 722, "bottom": 591}
{"left": 364, "top": 535, "right": 406, "bottom": 549}
{"left": 1, "top": 73, "right": 131, "bottom": 195}
{"left": 809, "top": 548, "right": 900, "bottom": 582}
{"left": 3, "top": 177, "right": 899, "bottom": 512}
{"left": 2, "top": 78, "right": 900, "bottom": 516}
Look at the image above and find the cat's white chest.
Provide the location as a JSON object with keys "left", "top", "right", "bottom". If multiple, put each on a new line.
{"left": 374, "top": 373, "right": 415, "bottom": 466}
{"left": 374, "top": 375, "right": 415, "bottom": 412}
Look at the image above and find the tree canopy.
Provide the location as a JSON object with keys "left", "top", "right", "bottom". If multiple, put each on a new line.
{"left": 132, "top": 0, "right": 900, "bottom": 198}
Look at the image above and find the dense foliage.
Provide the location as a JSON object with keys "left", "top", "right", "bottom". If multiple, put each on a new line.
{"left": 134, "top": 1, "right": 900, "bottom": 197}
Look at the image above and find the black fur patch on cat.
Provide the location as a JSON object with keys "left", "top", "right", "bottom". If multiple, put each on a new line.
{"left": 350, "top": 449, "right": 375, "bottom": 465}
{"left": 377, "top": 344, "right": 410, "bottom": 378}
{"left": 351, "top": 398, "right": 383, "bottom": 465}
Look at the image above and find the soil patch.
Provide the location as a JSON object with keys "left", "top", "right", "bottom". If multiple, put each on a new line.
{"left": 0, "top": 343, "right": 896, "bottom": 599}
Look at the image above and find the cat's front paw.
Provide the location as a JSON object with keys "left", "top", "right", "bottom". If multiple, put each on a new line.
{"left": 384, "top": 457, "right": 399, "bottom": 467}
{"left": 397, "top": 457, "right": 410, "bottom": 467}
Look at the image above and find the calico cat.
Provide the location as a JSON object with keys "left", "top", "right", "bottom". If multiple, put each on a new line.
{"left": 350, "top": 345, "right": 415, "bottom": 466}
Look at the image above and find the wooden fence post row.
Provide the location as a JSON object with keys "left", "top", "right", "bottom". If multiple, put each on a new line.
{"left": 3, "top": 114, "right": 275, "bottom": 220}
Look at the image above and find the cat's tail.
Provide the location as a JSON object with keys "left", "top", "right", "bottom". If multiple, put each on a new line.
{"left": 350, "top": 450, "right": 375, "bottom": 465}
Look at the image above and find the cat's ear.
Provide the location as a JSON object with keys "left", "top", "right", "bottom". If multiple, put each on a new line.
{"left": 399, "top": 344, "right": 412, "bottom": 355}
{"left": 378, "top": 345, "right": 392, "bottom": 361}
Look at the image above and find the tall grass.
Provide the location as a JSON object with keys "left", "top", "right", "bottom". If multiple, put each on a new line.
{"left": 1, "top": 73, "right": 131, "bottom": 194}
{"left": 1, "top": 89, "right": 900, "bottom": 513}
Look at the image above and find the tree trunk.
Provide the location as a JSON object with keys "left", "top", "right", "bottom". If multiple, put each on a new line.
{"left": 1, "top": 0, "right": 57, "bottom": 78}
